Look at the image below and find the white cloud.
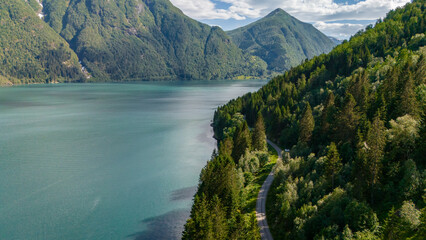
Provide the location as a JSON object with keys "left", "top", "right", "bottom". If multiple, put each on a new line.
{"left": 171, "top": 0, "right": 410, "bottom": 21}
{"left": 170, "top": 0, "right": 248, "bottom": 20}
{"left": 170, "top": 0, "right": 411, "bottom": 39}
{"left": 314, "top": 21, "right": 366, "bottom": 39}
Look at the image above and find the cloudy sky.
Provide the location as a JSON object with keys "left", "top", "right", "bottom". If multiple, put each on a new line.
{"left": 169, "top": 0, "right": 411, "bottom": 39}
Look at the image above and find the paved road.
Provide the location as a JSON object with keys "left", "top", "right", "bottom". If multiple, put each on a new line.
{"left": 256, "top": 140, "right": 282, "bottom": 240}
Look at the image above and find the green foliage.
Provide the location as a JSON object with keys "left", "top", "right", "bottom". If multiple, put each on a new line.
{"left": 182, "top": 194, "right": 228, "bottom": 240}
{"left": 228, "top": 8, "right": 336, "bottom": 73}
{"left": 239, "top": 150, "right": 269, "bottom": 175}
{"left": 344, "top": 200, "right": 379, "bottom": 233}
{"left": 0, "top": 0, "right": 84, "bottom": 84}
{"left": 40, "top": 0, "right": 267, "bottom": 81}
{"left": 206, "top": 1, "right": 426, "bottom": 239}
{"left": 364, "top": 115, "right": 387, "bottom": 203}
{"left": 184, "top": 114, "right": 277, "bottom": 239}
{"left": 387, "top": 114, "right": 420, "bottom": 161}
{"left": 299, "top": 103, "right": 315, "bottom": 143}
{"left": 382, "top": 201, "right": 422, "bottom": 240}
{"left": 0, "top": 0, "right": 271, "bottom": 83}
{"left": 324, "top": 142, "right": 342, "bottom": 188}
{"left": 232, "top": 121, "right": 252, "bottom": 162}
{"left": 252, "top": 113, "right": 267, "bottom": 151}
{"left": 239, "top": 149, "right": 260, "bottom": 174}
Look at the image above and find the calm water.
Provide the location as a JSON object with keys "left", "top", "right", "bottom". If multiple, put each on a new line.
{"left": 0, "top": 81, "right": 266, "bottom": 240}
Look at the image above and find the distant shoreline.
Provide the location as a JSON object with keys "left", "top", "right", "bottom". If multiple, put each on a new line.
{"left": 0, "top": 78, "right": 270, "bottom": 87}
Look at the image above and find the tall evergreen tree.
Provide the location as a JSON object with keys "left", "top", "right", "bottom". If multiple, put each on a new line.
{"left": 232, "top": 122, "right": 252, "bottom": 162}
{"left": 252, "top": 113, "right": 267, "bottom": 151}
{"left": 365, "top": 114, "right": 387, "bottom": 204}
{"left": 219, "top": 138, "right": 234, "bottom": 158}
{"left": 335, "top": 93, "right": 360, "bottom": 144}
{"left": 398, "top": 72, "right": 419, "bottom": 118}
{"left": 299, "top": 102, "right": 315, "bottom": 143}
{"left": 321, "top": 92, "right": 336, "bottom": 137}
{"left": 324, "top": 142, "right": 342, "bottom": 188}
{"left": 210, "top": 196, "right": 228, "bottom": 239}
{"left": 182, "top": 194, "right": 212, "bottom": 240}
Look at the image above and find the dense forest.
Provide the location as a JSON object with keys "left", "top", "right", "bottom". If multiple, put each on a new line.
{"left": 0, "top": 0, "right": 268, "bottom": 84}
{"left": 42, "top": 0, "right": 267, "bottom": 81}
{"left": 184, "top": 1, "right": 425, "bottom": 239}
{"left": 0, "top": 0, "right": 84, "bottom": 85}
{"left": 183, "top": 113, "right": 270, "bottom": 239}
{"left": 0, "top": 0, "right": 338, "bottom": 84}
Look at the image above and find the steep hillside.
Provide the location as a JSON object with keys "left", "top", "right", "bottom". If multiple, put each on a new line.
{"left": 0, "top": 0, "right": 84, "bottom": 85}
{"left": 40, "top": 0, "right": 267, "bottom": 81}
{"left": 185, "top": 1, "right": 425, "bottom": 239}
{"left": 228, "top": 9, "right": 336, "bottom": 74}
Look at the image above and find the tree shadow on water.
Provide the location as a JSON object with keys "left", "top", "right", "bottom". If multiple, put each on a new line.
{"left": 169, "top": 186, "right": 197, "bottom": 202}
{"left": 128, "top": 209, "right": 190, "bottom": 240}
{"left": 127, "top": 186, "right": 197, "bottom": 240}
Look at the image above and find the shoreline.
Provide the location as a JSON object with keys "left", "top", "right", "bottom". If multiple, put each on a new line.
{"left": 1, "top": 78, "right": 270, "bottom": 88}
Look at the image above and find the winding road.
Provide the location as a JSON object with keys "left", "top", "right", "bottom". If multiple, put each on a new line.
{"left": 256, "top": 139, "right": 282, "bottom": 240}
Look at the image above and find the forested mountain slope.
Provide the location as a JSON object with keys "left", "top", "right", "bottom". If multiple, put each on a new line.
{"left": 0, "top": 0, "right": 84, "bottom": 85}
{"left": 40, "top": 0, "right": 267, "bottom": 81}
{"left": 0, "top": 0, "right": 340, "bottom": 83}
{"left": 185, "top": 0, "right": 425, "bottom": 239}
{"left": 228, "top": 9, "right": 336, "bottom": 74}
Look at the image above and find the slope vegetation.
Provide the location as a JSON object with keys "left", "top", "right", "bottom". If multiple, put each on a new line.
{"left": 228, "top": 9, "right": 336, "bottom": 74}
{"left": 0, "top": 0, "right": 83, "bottom": 85}
{"left": 186, "top": 1, "right": 425, "bottom": 239}
{"left": 41, "top": 0, "right": 267, "bottom": 81}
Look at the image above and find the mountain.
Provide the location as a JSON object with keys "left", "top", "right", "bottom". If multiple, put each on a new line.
{"left": 0, "top": 0, "right": 267, "bottom": 83}
{"left": 40, "top": 0, "right": 266, "bottom": 81}
{"left": 0, "top": 1, "right": 338, "bottom": 84}
{"left": 228, "top": 8, "right": 337, "bottom": 73}
{"left": 184, "top": 0, "right": 425, "bottom": 239}
{"left": 328, "top": 36, "right": 343, "bottom": 45}
{"left": 0, "top": 0, "right": 84, "bottom": 85}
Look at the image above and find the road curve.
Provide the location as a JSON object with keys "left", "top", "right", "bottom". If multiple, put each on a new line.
{"left": 256, "top": 139, "right": 282, "bottom": 240}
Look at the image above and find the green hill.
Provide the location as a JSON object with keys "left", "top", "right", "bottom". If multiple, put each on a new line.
{"left": 185, "top": 0, "right": 425, "bottom": 239}
{"left": 40, "top": 0, "right": 267, "bottom": 81}
{"left": 228, "top": 9, "right": 337, "bottom": 73}
{"left": 0, "top": 0, "right": 84, "bottom": 85}
{"left": 0, "top": 1, "right": 340, "bottom": 84}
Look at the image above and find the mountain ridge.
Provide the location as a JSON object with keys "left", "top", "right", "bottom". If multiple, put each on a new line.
{"left": 1, "top": 0, "right": 337, "bottom": 84}
{"left": 227, "top": 8, "right": 337, "bottom": 73}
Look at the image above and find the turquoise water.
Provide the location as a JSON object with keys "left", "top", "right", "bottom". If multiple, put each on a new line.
{"left": 0, "top": 81, "right": 266, "bottom": 240}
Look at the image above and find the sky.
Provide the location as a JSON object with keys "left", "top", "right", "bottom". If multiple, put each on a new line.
{"left": 169, "top": 0, "right": 411, "bottom": 40}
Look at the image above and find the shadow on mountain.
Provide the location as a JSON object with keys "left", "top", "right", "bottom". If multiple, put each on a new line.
{"left": 128, "top": 209, "right": 190, "bottom": 240}
{"left": 170, "top": 186, "right": 197, "bottom": 202}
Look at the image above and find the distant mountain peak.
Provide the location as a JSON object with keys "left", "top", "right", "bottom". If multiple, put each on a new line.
{"left": 228, "top": 8, "right": 336, "bottom": 73}
{"left": 267, "top": 8, "right": 289, "bottom": 17}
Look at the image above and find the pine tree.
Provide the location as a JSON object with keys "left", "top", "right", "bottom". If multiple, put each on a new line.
{"left": 182, "top": 194, "right": 212, "bottom": 239}
{"left": 232, "top": 122, "right": 252, "bottom": 162}
{"left": 324, "top": 142, "right": 342, "bottom": 188}
{"left": 398, "top": 72, "right": 419, "bottom": 118}
{"left": 252, "top": 113, "right": 267, "bottom": 151}
{"left": 210, "top": 196, "right": 228, "bottom": 239}
{"left": 365, "top": 114, "right": 387, "bottom": 204}
{"left": 299, "top": 102, "right": 315, "bottom": 143}
{"left": 335, "top": 93, "right": 360, "bottom": 144}
{"left": 348, "top": 69, "right": 369, "bottom": 111}
{"left": 321, "top": 92, "right": 336, "bottom": 137}
{"left": 219, "top": 138, "right": 234, "bottom": 158}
